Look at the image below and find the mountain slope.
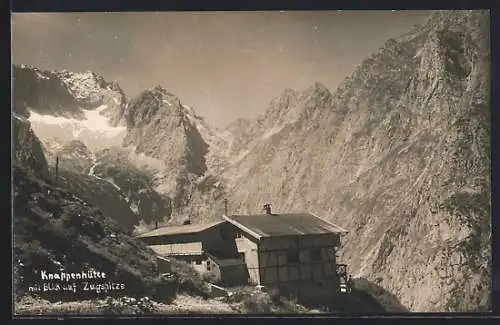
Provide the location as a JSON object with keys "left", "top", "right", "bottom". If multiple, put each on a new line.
{"left": 182, "top": 104, "right": 232, "bottom": 175}
{"left": 12, "top": 119, "right": 158, "bottom": 303}
{"left": 39, "top": 141, "right": 171, "bottom": 230}
{"left": 45, "top": 139, "right": 95, "bottom": 174}
{"left": 51, "top": 168, "right": 140, "bottom": 232}
{"left": 90, "top": 147, "right": 173, "bottom": 225}
{"left": 219, "top": 10, "right": 491, "bottom": 312}
{"left": 223, "top": 87, "right": 303, "bottom": 161}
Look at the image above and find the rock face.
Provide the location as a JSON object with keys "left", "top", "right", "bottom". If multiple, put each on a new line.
{"left": 182, "top": 104, "right": 232, "bottom": 176}
{"left": 46, "top": 139, "right": 95, "bottom": 174}
{"left": 13, "top": 65, "right": 83, "bottom": 118}
{"left": 90, "top": 147, "right": 173, "bottom": 226}
{"left": 119, "top": 86, "right": 212, "bottom": 213}
{"left": 114, "top": 86, "right": 231, "bottom": 224}
{"left": 13, "top": 115, "right": 51, "bottom": 180}
{"left": 224, "top": 87, "right": 302, "bottom": 159}
{"left": 122, "top": 87, "right": 208, "bottom": 176}
{"left": 220, "top": 10, "right": 491, "bottom": 312}
{"left": 55, "top": 69, "right": 127, "bottom": 126}
{"left": 13, "top": 65, "right": 127, "bottom": 122}
{"left": 13, "top": 65, "right": 128, "bottom": 151}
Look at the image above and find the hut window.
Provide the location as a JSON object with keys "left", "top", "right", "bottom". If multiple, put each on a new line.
{"left": 311, "top": 249, "right": 322, "bottom": 261}
{"left": 286, "top": 250, "right": 299, "bottom": 264}
{"left": 235, "top": 231, "right": 242, "bottom": 239}
{"left": 195, "top": 260, "right": 202, "bottom": 265}
{"left": 207, "top": 260, "right": 211, "bottom": 271}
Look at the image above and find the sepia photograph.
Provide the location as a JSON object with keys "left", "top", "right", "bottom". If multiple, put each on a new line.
{"left": 11, "top": 10, "right": 491, "bottom": 315}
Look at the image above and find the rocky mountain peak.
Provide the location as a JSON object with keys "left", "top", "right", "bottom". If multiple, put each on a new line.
{"left": 425, "top": 10, "right": 486, "bottom": 31}
{"left": 219, "top": 10, "right": 490, "bottom": 312}
{"left": 300, "top": 82, "right": 334, "bottom": 115}
{"left": 13, "top": 65, "right": 83, "bottom": 118}
{"left": 121, "top": 86, "right": 210, "bottom": 205}
{"left": 55, "top": 68, "right": 127, "bottom": 114}
{"left": 144, "top": 85, "right": 180, "bottom": 103}
{"left": 305, "top": 81, "right": 330, "bottom": 95}
{"left": 12, "top": 65, "right": 128, "bottom": 129}
{"left": 122, "top": 86, "right": 184, "bottom": 130}
{"left": 279, "top": 87, "right": 300, "bottom": 99}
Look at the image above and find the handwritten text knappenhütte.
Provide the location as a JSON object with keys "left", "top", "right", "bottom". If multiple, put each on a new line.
{"left": 40, "top": 270, "right": 106, "bottom": 282}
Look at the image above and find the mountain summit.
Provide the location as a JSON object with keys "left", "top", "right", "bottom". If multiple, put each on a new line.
{"left": 13, "top": 65, "right": 128, "bottom": 150}
{"left": 13, "top": 65, "right": 126, "bottom": 121}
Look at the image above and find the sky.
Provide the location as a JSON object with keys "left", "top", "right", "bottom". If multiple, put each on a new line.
{"left": 11, "top": 11, "right": 432, "bottom": 128}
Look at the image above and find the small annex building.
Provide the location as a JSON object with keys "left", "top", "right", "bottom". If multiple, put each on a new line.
{"left": 137, "top": 204, "right": 348, "bottom": 302}
{"left": 136, "top": 220, "right": 247, "bottom": 282}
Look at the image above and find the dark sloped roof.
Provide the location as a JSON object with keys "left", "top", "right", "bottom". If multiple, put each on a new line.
{"left": 223, "top": 213, "right": 347, "bottom": 239}
{"left": 136, "top": 220, "right": 225, "bottom": 238}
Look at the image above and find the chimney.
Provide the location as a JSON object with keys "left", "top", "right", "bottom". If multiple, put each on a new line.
{"left": 264, "top": 204, "right": 272, "bottom": 215}
{"left": 224, "top": 198, "right": 228, "bottom": 216}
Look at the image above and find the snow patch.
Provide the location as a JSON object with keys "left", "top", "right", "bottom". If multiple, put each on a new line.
{"left": 130, "top": 202, "right": 139, "bottom": 214}
{"left": 88, "top": 162, "right": 98, "bottom": 176}
{"left": 414, "top": 48, "right": 423, "bottom": 59}
{"left": 28, "top": 105, "right": 126, "bottom": 138}
{"left": 35, "top": 71, "right": 50, "bottom": 80}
